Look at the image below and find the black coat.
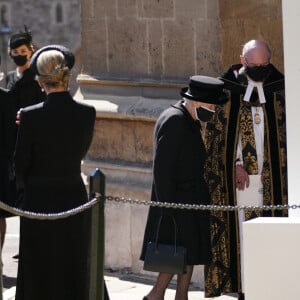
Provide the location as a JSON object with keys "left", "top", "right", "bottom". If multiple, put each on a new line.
{"left": 6, "top": 68, "right": 45, "bottom": 110}
{"left": 140, "top": 101, "right": 212, "bottom": 265}
{"left": 0, "top": 68, "right": 45, "bottom": 217}
{"left": 0, "top": 88, "right": 15, "bottom": 214}
{"left": 14, "top": 91, "right": 95, "bottom": 300}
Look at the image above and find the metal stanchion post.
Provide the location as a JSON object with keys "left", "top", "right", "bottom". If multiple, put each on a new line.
{"left": 89, "top": 168, "right": 105, "bottom": 300}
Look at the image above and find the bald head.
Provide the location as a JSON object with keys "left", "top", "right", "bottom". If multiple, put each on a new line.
{"left": 241, "top": 40, "right": 271, "bottom": 67}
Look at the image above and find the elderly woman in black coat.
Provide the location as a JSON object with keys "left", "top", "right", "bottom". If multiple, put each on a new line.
{"left": 14, "top": 45, "right": 96, "bottom": 300}
{"left": 140, "top": 75, "right": 228, "bottom": 300}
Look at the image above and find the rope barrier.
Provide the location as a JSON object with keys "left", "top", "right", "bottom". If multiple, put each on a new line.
{"left": 0, "top": 197, "right": 100, "bottom": 220}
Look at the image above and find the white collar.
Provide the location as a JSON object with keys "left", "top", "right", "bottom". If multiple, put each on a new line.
{"left": 16, "top": 68, "right": 23, "bottom": 79}
{"left": 243, "top": 79, "right": 266, "bottom": 104}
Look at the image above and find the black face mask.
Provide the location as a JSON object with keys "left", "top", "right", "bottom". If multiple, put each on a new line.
{"left": 12, "top": 55, "right": 28, "bottom": 67}
{"left": 195, "top": 106, "right": 215, "bottom": 122}
{"left": 245, "top": 64, "right": 272, "bottom": 82}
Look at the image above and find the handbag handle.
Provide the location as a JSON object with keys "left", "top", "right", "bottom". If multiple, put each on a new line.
{"left": 154, "top": 215, "right": 179, "bottom": 255}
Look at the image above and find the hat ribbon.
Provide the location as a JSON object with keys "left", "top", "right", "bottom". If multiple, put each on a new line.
{"left": 243, "top": 80, "right": 266, "bottom": 104}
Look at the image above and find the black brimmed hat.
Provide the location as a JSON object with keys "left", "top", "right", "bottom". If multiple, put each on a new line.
{"left": 30, "top": 44, "right": 75, "bottom": 75}
{"left": 9, "top": 25, "right": 32, "bottom": 49}
{"left": 180, "top": 75, "right": 228, "bottom": 104}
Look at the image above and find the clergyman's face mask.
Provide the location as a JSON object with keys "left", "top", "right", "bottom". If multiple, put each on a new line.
{"left": 244, "top": 57, "right": 272, "bottom": 82}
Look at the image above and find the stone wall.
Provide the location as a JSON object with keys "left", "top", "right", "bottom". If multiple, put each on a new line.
{"left": 219, "top": 0, "right": 284, "bottom": 72}
{"left": 80, "top": 0, "right": 222, "bottom": 81}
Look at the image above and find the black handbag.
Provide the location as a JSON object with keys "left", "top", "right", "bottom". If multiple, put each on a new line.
{"left": 143, "top": 215, "right": 187, "bottom": 274}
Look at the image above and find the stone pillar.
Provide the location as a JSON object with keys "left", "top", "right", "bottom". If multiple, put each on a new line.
{"left": 282, "top": 0, "right": 300, "bottom": 217}
{"left": 243, "top": 218, "right": 300, "bottom": 299}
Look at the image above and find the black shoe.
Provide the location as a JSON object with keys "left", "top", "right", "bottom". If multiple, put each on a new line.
{"left": 238, "top": 293, "right": 245, "bottom": 300}
{"left": 12, "top": 253, "right": 19, "bottom": 259}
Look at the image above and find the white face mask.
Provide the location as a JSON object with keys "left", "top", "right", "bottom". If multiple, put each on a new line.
{"left": 194, "top": 106, "right": 215, "bottom": 122}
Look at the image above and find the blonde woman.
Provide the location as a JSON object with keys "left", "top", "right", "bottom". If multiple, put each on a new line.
{"left": 14, "top": 45, "right": 96, "bottom": 300}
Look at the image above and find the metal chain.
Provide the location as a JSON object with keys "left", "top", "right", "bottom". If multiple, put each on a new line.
{"left": 0, "top": 194, "right": 296, "bottom": 221}
{"left": 105, "top": 195, "right": 297, "bottom": 211}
